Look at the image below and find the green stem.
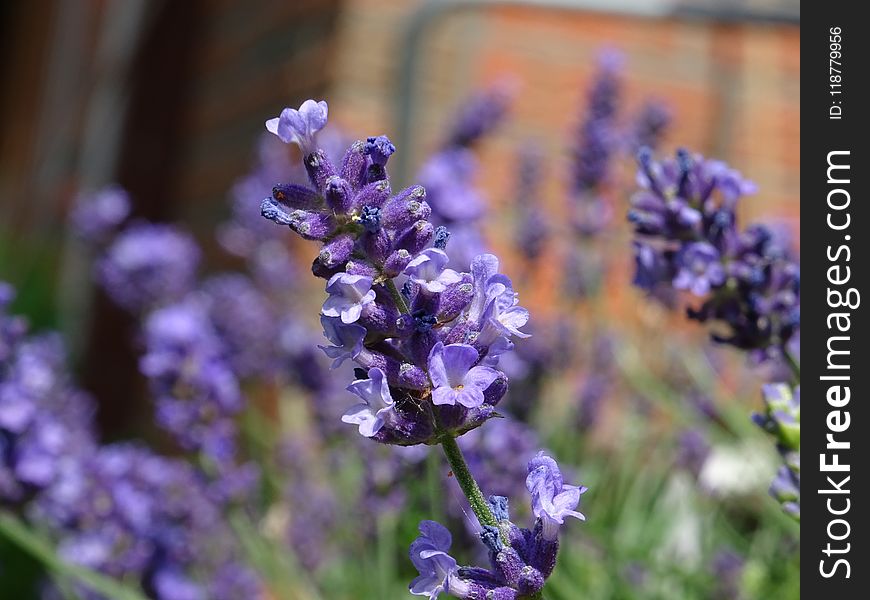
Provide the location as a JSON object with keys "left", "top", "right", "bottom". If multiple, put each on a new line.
{"left": 385, "top": 278, "right": 410, "bottom": 314}
{"left": 440, "top": 435, "right": 497, "bottom": 528}
{"left": 784, "top": 349, "right": 800, "bottom": 383}
{"left": 0, "top": 512, "right": 150, "bottom": 600}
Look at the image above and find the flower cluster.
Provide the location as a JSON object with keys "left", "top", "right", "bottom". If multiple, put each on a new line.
{"left": 410, "top": 453, "right": 585, "bottom": 599}
{"left": 36, "top": 444, "right": 260, "bottom": 600}
{"left": 1, "top": 284, "right": 95, "bottom": 505}
{"left": 752, "top": 384, "right": 800, "bottom": 520}
{"left": 98, "top": 223, "right": 201, "bottom": 313}
{"left": 568, "top": 50, "right": 622, "bottom": 236}
{"left": 261, "top": 100, "right": 528, "bottom": 446}
{"left": 629, "top": 148, "right": 800, "bottom": 363}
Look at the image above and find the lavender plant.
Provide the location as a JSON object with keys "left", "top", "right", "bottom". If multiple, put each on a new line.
{"left": 260, "top": 99, "right": 586, "bottom": 598}
{"left": 628, "top": 147, "right": 800, "bottom": 519}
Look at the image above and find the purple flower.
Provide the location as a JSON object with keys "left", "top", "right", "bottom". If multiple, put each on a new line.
{"left": 428, "top": 342, "right": 499, "bottom": 408}
{"left": 318, "top": 315, "right": 366, "bottom": 368}
{"left": 98, "top": 223, "right": 200, "bottom": 312}
{"left": 342, "top": 367, "right": 396, "bottom": 437}
{"left": 70, "top": 185, "right": 131, "bottom": 242}
{"left": 265, "top": 99, "right": 328, "bottom": 154}
{"left": 418, "top": 149, "right": 485, "bottom": 222}
{"left": 322, "top": 273, "right": 376, "bottom": 324}
{"left": 364, "top": 135, "right": 396, "bottom": 166}
{"left": 409, "top": 520, "right": 459, "bottom": 600}
{"left": 405, "top": 248, "right": 462, "bottom": 293}
{"left": 673, "top": 242, "right": 726, "bottom": 296}
{"left": 526, "top": 452, "right": 586, "bottom": 540}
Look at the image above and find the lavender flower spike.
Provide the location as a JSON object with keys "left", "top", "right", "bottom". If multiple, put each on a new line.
{"left": 526, "top": 451, "right": 587, "bottom": 540}
{"left": 405, "top": 248, "right": 462, "bottom": 293}
{"left": 342, "top": 367, "right": 396, "bottom": 437}
{"left": 265, "top": 99, "right": 328, "bottom": 155}
{"left": 322, "top": 272, "right": 376, "bottom": 324}
{"left": 409, "top": 520, "right": 459, "bottom": 600}
{"left": 428, "top": 342, "right": 499, "bottom": 408}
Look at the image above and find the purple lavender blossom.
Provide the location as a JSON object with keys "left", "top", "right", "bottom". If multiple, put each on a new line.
{"left": 405, "top": 249, "right": 462, "bottom": 293}
{"left": 200, "top": 274, "right": 277, "bottom": 378}
{"left": 70, "top": 186, "right": 131, "bottom": 243}
{"left": 428, "top": 343, "right": 499, "bottom": 408}
{"left": 318, "top": 315, "right": 367, "bottom": 368}
{"left": 322, "top": 273, "right": 377, "bottom": 324}
{"left": 568, "top": 50, "right": 622, "bottom": 237}
{"left": 259, "top": 101, "right": 527, "bottom": 444}
{"left": 140, "top": 299, "right": 243, "bottom": 465}
{"left": 673, "top": 242, "right": 727, "bottom": 296}
{"left": 418, "top": 149, "right": 486, "bottom": 223}
{"left": 266, "top": 99, "right": 328, "bottom": 155}
{"left": 98, "top": 223, "right": 200, "bottom": 312}
{"left": 526, "top": 451, "right": 587, "bottom": 541}
{"left": 629, "top": 98, "right": 672, "bottom": 153}
{"left": 512, "top": 145, "right": 549, "bottom": 262}
{"left": 342, "top": 367, "right": 397, "bottom": 437}
{"left": 445, "top": 82, "right": 513, "bottom": 149}
{"left": 409, "top": 454, "right": 586, "bottom": 598}
{"left": 1, "top": 311, "right": 95, "bottom": 503}
{"left": 409, "top": 520, "right": 459, "bottom": 599}
{"left": 629, "top": 148, "right": 799, "bottom": 359}
{"left": 38, "top": 444, "right": 259, "bottom": 599}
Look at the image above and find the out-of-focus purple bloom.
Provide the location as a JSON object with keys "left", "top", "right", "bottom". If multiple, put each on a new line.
{"left": 409, "top": 520, "right": 459, "bottom": 599}
{"left": 37, "top": 444, "right": 259, "bottom": 599}
{"left": 266, "top": 99, "right": 328, "bottom": 154}
{"left": 629, "top": 148, "right": 799, "bottom": 360}
{"left": 445, "top": 81, "right": 513, "bottom": 149}
{"left": 70, "top": 186, "right": 131, "bottom": 243}
{"left": 201, "top": 274, "right": 277, "bottom": 378}
{"left": 512, "top": 145, "right": 549, "bottom": 262}
{"left": 568, "top": 49, "right": 622, "bottom": 237}
{"left": 342, "top": 367, "right": 397, "bottom": 437}
{"left": 629, "top": 98, "right": 672, "bottom": 153}
{"left": 98, "top": 223, "right": 200, "bottom": 312}
{"left": 140, "top": 300, "right": 243, "bottom": 465}
{"left": 1, "top": 316, "right": 95, "bottom": 503}
{"left": 405, "top": 249, "right": 462, "bottom": 293}
{"left": 673, "top": 242, "right": 727, "bottom": 296}
{"left": 418, "top": 149, "right": 485, "bottom": 223}
{"left": 428, "top": 343, "right": 499, "bottom": 408}
{"left": 526, "top": 451, "right": 587, "bottom": 540}
{"left": 675, "top": 429, "right": 711, "bottom": 478}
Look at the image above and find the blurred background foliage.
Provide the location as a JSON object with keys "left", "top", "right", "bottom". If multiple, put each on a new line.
{"left": 1, "top": 0, "right": 798, "bottom": 598}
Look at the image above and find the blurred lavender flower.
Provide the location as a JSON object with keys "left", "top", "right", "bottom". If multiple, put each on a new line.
{"left": 675, "top": 429, "right": 711, "bottom": 479}
{"left": 70, "top": 186, "right": 131, "bottom": 243}
{"left": 445, "top": 82, "right": 513, "bottom": 149}
{"left": 37, "top": 444, "right": 260, "bottom": 600}
{"left": 200, "top": 274, "right": 277, "bottom": 378}
{"left": 1, "top": 291, "right": 95, "bottom": 504}
{"left": 512, "top": 145, "right": 549, "bottom": 262}
{"left": 628, "top": 148, "right": 800, "bottom": 363}
{"left": 568, "top": 50, "right": 622, "bottom": 236}
{"left": 628, "top": 98, "right": 672, "bottom": 154}
{"left": 99, "top": 223, "right": 200, "bottom": 313}
{"left": 140, "top": 299, "right": 244, "bottom": 470}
